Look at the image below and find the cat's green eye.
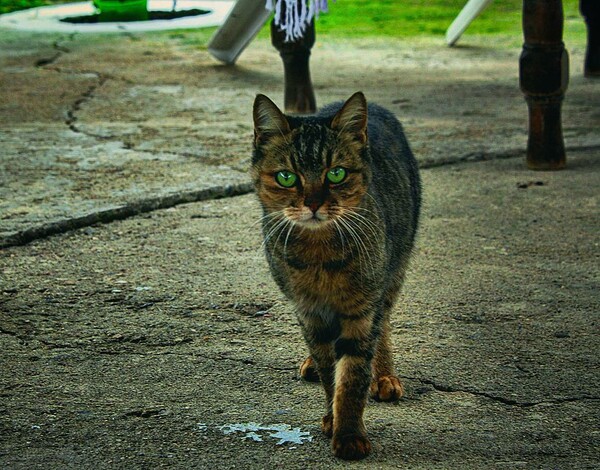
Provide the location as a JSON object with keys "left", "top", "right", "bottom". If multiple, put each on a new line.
{"left": 276, "top": 171, "right": 298, "bottom": 188}
{"left": 326, "top": 167, "right": 347, "bottom": 184}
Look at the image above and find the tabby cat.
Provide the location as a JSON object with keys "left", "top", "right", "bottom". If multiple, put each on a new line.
{"left": 251, "top": 92, "right": 421, "bottom": 460}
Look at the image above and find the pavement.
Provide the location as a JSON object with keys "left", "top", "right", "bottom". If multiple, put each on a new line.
{"left": 0, "top": 24, "right": 599, "bottom": 469}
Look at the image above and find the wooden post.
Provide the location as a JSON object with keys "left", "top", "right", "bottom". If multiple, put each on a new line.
{"left": 270, "top": 5, "right": 317, "bottom": 114}
{"left": 519, "top": 0, "right": 569, "bottom": 170}
{"left": 581, "top": 0, "right": 600, "bottom": 77}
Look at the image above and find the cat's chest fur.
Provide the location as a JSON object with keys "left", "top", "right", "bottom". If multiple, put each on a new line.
{"left": 267, "top": 232, "right": 377, "bottom": 315}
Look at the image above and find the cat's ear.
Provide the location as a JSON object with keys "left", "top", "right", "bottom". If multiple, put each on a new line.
{"left": 331, "top": 91, "right": 368, "bottom": 144}
{"left": 253, "top": 94, "right": 291, "bottom": 145}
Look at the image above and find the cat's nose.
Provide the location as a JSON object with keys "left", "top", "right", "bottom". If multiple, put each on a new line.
{"left": 304, "top": 187, "right": 325, "bottom": 214}
{"left": 305, "top": 199, "right": 322, "bottom": 213}
{"left": 306, "top": 201, "right": 321, "bottom": 212}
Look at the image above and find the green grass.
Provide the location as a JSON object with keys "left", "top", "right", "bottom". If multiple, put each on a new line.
{"left": 0, "top": 0, "right": 71, "bottom": 15}
{"left": 1, "top": 0, "right": 586, "bottom": 42}
{"left": 313, "top": 0, "right": 583, "bottom": 38}
{"left": 253, "top": 0, "right": 586, "bottom": 44}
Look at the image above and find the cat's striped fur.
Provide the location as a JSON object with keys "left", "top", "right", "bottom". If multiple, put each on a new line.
{"left": 251, "top": 92, "right": 421, "bottom": 460}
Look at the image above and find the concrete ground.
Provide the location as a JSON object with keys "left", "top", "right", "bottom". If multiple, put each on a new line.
{"left": 0, "top": 23, "right": 599, "bottom": 469}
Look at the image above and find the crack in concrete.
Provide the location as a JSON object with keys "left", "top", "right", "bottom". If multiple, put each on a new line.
{"left": 33, "top": 35, "right": 119, "bottom": 141}
{"left": 417, "top": 144, "right": 600, "bottom": 169}
{"left": 3, "top": 143, "right": 599, "bottom": 249}
{"left": 0, "top": 182, "right": 254, "bottom": 249}
{"left": 407, "top": 376, "right": 599, "bottom": 408}
{"left": 35, "top": 52, "right": 62, "bottom": 68}
{"left": 3, "top": 143, "right": 598, "bottom": 250}
{"left": 13, "top": 35, "right": 600, "bottom": 251}
{"left": 35, "top": 38, "right": 72, "bottom": 67}
{"left": 3, "top": 329, "right": 597, "bottom": 405}
{"left": 65, "top": 73, "right": 110, "bottom": 135}
{"left": 191, "top": 352, "right": 297, "bottom": 372}
{"left": 1, "top": 333, "right": 297, "bottom": 372}
{"left": 43, "top": 65, "right": 136, "bottom": 141}
{"left": 419, "top": 148, "right": 523, "bottom": 168}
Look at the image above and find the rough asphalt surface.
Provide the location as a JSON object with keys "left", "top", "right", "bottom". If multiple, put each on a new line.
{"left": 1, "top": 23, "right": 599, "bottom": 469}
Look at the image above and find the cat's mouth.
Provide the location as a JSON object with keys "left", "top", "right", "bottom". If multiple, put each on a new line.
{"left": 301, "top": 216, "right": 326, "bottom": 227}
{"left": 289, "top": 207, "right": 331, "bottom": 229}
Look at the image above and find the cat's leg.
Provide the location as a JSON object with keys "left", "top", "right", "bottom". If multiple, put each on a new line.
{"left": 331, "top": 315, "right": 377, "bottom": 460}
{"left": 299, "top": 355, "right": 320, "bottom": 382}
{"left": 370, "top": 278, "right": 404, "bottom": 402}
{"left": 298, "top": 316, "right": 336, "bottom": 436}
{"left": 370, "top": 314, "right": 404, "bottom": 401}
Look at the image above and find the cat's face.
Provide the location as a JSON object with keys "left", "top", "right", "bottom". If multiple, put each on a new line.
{"left": 251, "top": 92, "right": 371, "bottom": 231}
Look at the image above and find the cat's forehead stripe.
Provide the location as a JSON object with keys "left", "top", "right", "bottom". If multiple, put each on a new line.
{"left": 294, "top": 124, "right": 331, "bottom": 171}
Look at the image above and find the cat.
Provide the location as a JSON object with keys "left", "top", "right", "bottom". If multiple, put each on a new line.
{"left": 251, "top": 91, "right": 421, "bottom": 460}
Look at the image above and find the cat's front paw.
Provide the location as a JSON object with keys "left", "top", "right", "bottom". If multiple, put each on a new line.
{"left": 332, "top": 433, "right": 372, "bottom": 460}
{"left": 299, "top": 356, "right": 320, "bottom": 382}
{"left": 370, "top": 375, "right": 404, "bottom": 402}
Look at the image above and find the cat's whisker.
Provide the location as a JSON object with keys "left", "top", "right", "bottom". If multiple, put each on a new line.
{"left": 364, "top": 192, "right": 384, "bottom": 216}
{"left": 340, "top": 211, "right": 380, "bottom": 246}
{"left": 344, "top": 212, "right": 383, "bottom": 278}
{"left": 247, "top": 213, "right": 280, "bottom": 253}
{"left": 337, "top": 216, "right": 377, "bottom": 279}
{"left": 348, "top": 220, "right": 382, "bottom": 272}
{"left": 343, "top": 216, "right": 384, "bottom": 267}
{"left": 263, "top": 217, "right": 288, "bottom": 245}
{"left": 331, "top": 219, "right": 348, "bottom": 259}
{"left": 258, "top": 213, "right": 283, "bottom": 237}
{"left": 349, "top": 208, "right": 384, "bottom": 232}
{"left": 344, "top": 210, "right": 383, "bottom": 242}
{"left": 282, "top": 220, "right": 295, "bottom": 261}
{"left": 336, "top": 217, "right": 363, "bottom": 274}
{"left": 249, "top": 211, "right": 286, "bottom": 250}
{"left": 250, "top": 210, "right": 282, "bottom": 229}
{"left": 273, "top": 217, "right": 295, "bottom": 257}
{"left": 260, "top": 214, "right": 286, "bottom": 235}
{"left": 352, "top": 205, "right": 379, "bottom": 217}
{"left": 260, "top": 214, "right": 290, "bottom": 252}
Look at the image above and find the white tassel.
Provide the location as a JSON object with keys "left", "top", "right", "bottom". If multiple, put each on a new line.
{"left": 273, "top": 0, "right": 282, "bottom": 27}
{"left": 266, "top": 0, "right": 332, "bottom": 42}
